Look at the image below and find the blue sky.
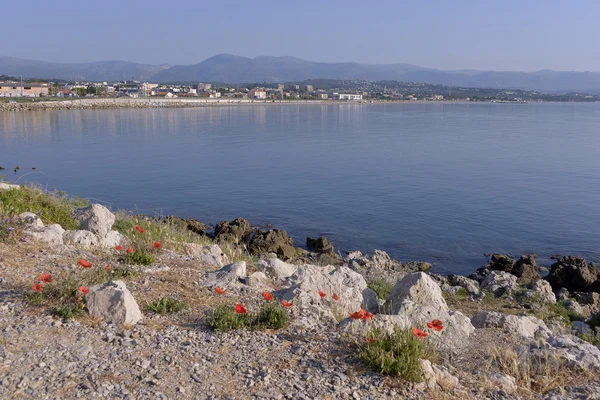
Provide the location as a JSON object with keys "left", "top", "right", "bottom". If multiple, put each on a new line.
{"left": 4, "top": 0, "right": 599, "bottom": 71}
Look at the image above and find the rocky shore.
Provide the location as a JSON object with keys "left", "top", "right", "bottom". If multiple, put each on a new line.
{"left": 1, "top": 183, "right": 600, "bottom": 399}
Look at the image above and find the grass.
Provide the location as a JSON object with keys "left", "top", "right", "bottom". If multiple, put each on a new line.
{"left": 206, "top": 305, "right": 253, "bottom": 332}
{"left": 544, "top": 302, "right": 585, "bottom": 327}
{"left": 367, "top": 278, "right": 394, "bottom": 301}
{"left": 52, "top": 303, "right": 81, "bottom": 320}
{"left": 122, "top": 250, "right": 155, "bottom": 266}
{"left": 358, "top": 327, "right": 435, "bottom": 382}
{"left": 256, "top": 303, "right": 290, "bottom": 329}
{"left": 578, "top": 333, "right": 600, "bottom": 346}
{"left": 147, "top": 297, "right": 189, "bottom": 314}
{"left": 456, "top": 287, "right": 470, "bottom": 298}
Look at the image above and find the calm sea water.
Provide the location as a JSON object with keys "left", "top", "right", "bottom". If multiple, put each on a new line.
{"left": 1, "top": 103, "right": 600, "bottom": 274}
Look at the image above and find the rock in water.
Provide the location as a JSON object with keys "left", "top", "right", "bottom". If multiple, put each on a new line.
{"left": 545, "top": 256, "right": 600, "bottom": 292}
{"left": 74, "top": 204, "right": 116, "bottom": 238}
{"left": 86, "top": 281, "right": 142, "bottom": 326}
{"left": 213, "top": 217, "right": 252, "bottom": 244}
{"left": 248, "top": 228, "right": 296, "bottom": 260}
{"left": 306, "top": 236, "right": 333, "bottom": 252}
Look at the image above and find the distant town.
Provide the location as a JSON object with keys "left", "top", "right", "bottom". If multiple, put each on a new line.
{"left": 1, "top": 75, "right": 599, "bottom": 103}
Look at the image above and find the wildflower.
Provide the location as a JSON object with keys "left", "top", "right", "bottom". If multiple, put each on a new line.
{"left": 427, "top": 319, "right": 444, "bottom": 332}
{"left": 39, "top": 273, "right": 52, "bottom": 283}
{"left": 126, "top": 247, "right": 134, "bottom": 253}
{"left": 79, "top": 286, "right": 89, "bottom": 294}
{"left": 32, "top": 283, "right": 43, "bottom": 293}
{"left": 333, "top": 293, "right": 339, "bottom": 301}
{"left": 262, "top": 291, "right": 274, "bottom": 302}
{"left": 363, "top": 311, "right": 374, "bottom": 321}
{"left": 105, "top": 265, "right": 112, "bottom": 271}
{"left": 153, "top": 241, "right": 161, "bottom": 249}
{"left": 114, "top": 245, "right": 122, "bottom": 251}
{"left": 215, "top": 287, "right": 225, "bottom": 295}
{"left": 412, "top": 328, "right": 429, "bottom": 338}
{"left": 8, "top": 226, "right": 14, "bottom": 231}
{"left": 365, "top": 337, "right": 376, "bottom": 343}
{"left": 282, "top": 300, "right": 292, "bottom": 307}
{"left": 134, "top": 225, "right": 144, "bottom": 233}
{"left": 318, "top": 290, "right": 326, "bottom": 299}
{"left": 235, "top": 304, "right": 247, "bottom": 314}
{"left": 349, "top": 309, "right": 367, "bottom": 320}
{"left": 78, "top": 259, "right": 92, "bottom": 268}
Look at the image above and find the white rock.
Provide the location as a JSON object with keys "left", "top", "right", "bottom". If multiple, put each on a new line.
{"left": 524, "top": 280, "right": 557, "bottom": 304}
{"left": 481, "top": 271, "right": 518, "bottom": 296}
{"left": 204, "top": 261, "right": 246, "bottom": 288}
{"left": 101, "top": 230, "right": 124, "bottom": 248}
{"left": 63, "top": 230, "right": 100, "bottom": 247}
{"left": 183, "top": 243, "right": 229, "bottom": 267}
{"left": 86, "top": 280, "right": 142, "bottom": 326}
{"left": 0, "top": 182, "right": 20, "bottom": 190}
{"left": 448, "top": 275, "right": 481, "bottom": 296}
{"left": 486, "top": 373, "right": 517, "bottom": 392}
{"left": 19, "top": 212, "right": 43, "bottom": 228}
{"left": 385, "top": 272, "right": 449, "bottom": 315}
{"left": 531, "top": 335, "right": 600, "bottom": 370}
{"left": 255, "top": 258, "right": 298, "bottom": 282}
{"left": 472, "top": 311, "right": 551, "bottom": 339}
{"left": 420, "top": 359, "right": 437, "bottom": 389}
{"left": 74, "top": 204, "right": 115, "bottom": 238}
{"left": 25, "top": 224, "right": 65, "bottom": 245}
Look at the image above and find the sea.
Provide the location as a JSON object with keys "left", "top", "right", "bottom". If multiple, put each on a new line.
{"left": 1, "top": 102, "right": 600, "bottom": 275}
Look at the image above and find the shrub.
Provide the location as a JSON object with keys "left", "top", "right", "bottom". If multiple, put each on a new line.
{"left": 456, "top": 287, "right": 469, "bottom": 298}
{"left": 52, "top": 303, "right": 81, "bottom": 320}
{"left": 147, "top": 297, "right": 189, "bottom": 314}
{"left": 257, "top": 303, "right": 290, "bottom": 329}
{"left": 367, "top": 279, "right": 394, "bottom": 301}
{"left": 358, "top": 327, "right": 435, "bottom": 382}
{"left": 122, "top": 250, "right": 155, "bottom": 266}
{"left": 546, "top": 302, "right": 584, "bottom": 327}
{"left": 206, "top": 305, "right": 252, "bottom": 332}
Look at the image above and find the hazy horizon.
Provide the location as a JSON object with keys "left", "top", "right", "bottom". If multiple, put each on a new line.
{"left": 3, "top": 0, "right": 600, "bottom": 72}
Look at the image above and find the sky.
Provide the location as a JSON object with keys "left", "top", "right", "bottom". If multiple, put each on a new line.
{"left": 3, "top": 0, "right": 599, "bottom": 72}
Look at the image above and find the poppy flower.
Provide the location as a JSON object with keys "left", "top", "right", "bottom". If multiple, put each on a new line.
{"left": 282, "top": 300, "right": 292, "bottom": 307}
{"left": 126, "top": 247, "right": 134, "bottom": 254}
{"left": 333, "top": 293, "right": 339, "bottom": 301}
{"left": 427, "top": 319, "right": 444, "bottom": 332}
{"left": 262, "top": 291, "right": 274, "bottom": 302}
{"left": 78, "top": 259, "right": 92, "bottom": 268}
{"left": 39, "top": 273, "right": 52, "bottom": 283}
{"left": 134, "top": 225, "right": 144, "bottom": 233}
{"left": 412, "top": 328, "right": 429, "bottom": 338}
{"left": 349, "top": 309, "right": 367, "bottom": 320}
{"left": 215, "top": 287, "right": 225, "bottom": 295}
{"left": 153, "top": 241, "right": 161, "bottom": 249}
{"left": 365, "top": 337, "right": 376, "bottom": 343}
{"left": 235, "top": 304, "right": 247, "bottom": 314}
{"left": 114, "top": 245, "right": 122, "bottom": 251}
{"left": 105, "top": 265, "right": 112, "bottom": 271}
{"left": 32, "top": 283, "right": 43, "bottom": 293}
{"left": 79, "top": 286, "right": 89, "bottom": 294}
{"left": 318, "top": 290, "right": 326, "bottom": 299}
{"left": 363, "top": 311, "right": 374, "bottom": 321}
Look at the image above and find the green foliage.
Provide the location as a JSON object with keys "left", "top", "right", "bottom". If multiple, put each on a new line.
{"left": 0, "top": 186, "right": 86, "bottom": 231}
{"left": 545, "top": 302, "right": 584, "bottom": 327}
{"left": 52, "top": 303, "right": 81, "bottom": 320}
{"left": 256, "top": 303, "right": 290, "bottom": 329}
{"left": 122, "top": 250, "right": 155, "bottom": 266}
{"left": 24, "top": 291, "right": 44, "bottom": 305}
{"left": 482, "top": 291, "right": 496, "bottom": 305}
{"left": 578, "top": 333, "right": 600, "bottom": 346}
{"left": 588, "top": 314, "right": 600, "bottom": 329}
{"left": 206, "top": 305, "right": 253, "bottom": 332}
{"left": 90, "top": 266, "right": 138, "bottom": 285}
{"left": 456, "top": 287, "right": 469, "bottom": 298}
{"left": 147, "top": 297, "right": 189, "bottom": 314}
{"left": 367, "top": 279, "right": 394, "bottom": 301}
{"left": 358, "top": 327, "right": 434, "bottom": 382}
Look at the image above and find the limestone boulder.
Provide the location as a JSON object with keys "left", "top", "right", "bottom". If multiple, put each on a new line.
{"left": 19, "top": 212, "right": 43, "bottom": 228}
{"left": 255, "top": 258, "right": 298, "bottom": 282}
{"left": 74, "top": 204, "right": 115, "bottom": 238}
{"left": 183, "top": 243, "right": 228, "bottom": 267}
{"left": 63, "top": 230, "right": 100, "bottom": 247}
{"left": 204, "top": 261, "right": 246, "bottom": 288}
{"left": 530, "top": 335, "right": 600, "bottom": 370}
{"left": 481, "top": 271, "right": 518, "bottom": 297}
{"left": 448, "top": 275, "right": 481, "bottom": 296}
{"left": 471, "top": 311, "right": 551, "bottom": 339}
{"left": 524, "top": 279, "right": 556, "bottom": 304}
{"left": 385, "top": 272, "right": 449, "bottom": 315}
{"left": 86, "top": 280, "right": 142, "bottom": 326}
{"left": 25, "top": 224, "right": 65, "bottom": 245}
{"left": 101, "top": 230, "right": 125, "bottom": 248}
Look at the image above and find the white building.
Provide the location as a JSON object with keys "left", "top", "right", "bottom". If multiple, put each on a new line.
{"left": 250, "top": 88, "right": 267, "bottom": 99}
{"left": 338, "top": 94, "right": 363, "bottom": 101}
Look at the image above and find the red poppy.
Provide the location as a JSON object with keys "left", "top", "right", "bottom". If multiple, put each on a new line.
{"left": 427, "top": 319, "right": 444, "bottom": 332}
{"left": 365, "top": 337, "right": 376, "bottom": 343}
{"left": 282, "top": 300, "right": 292, "bottom": 307}
{"left": 78, "top": 259, "right": 92, "bottom": 268}
{"left": 134, "top": 225, "right": 144, "bottom": 233}
{"left": 126, "top": 247, "right": 134, "bottom": 254}
{"left": 262, "top": 291, "right": 274, "bottom": 302}
{"left": 363, "top": 311, "right": 374, "bottom": 321}
{"left": 32, "top": 283, "right": 43, "bottom": 293}
{"left": 79, "top": 286, "right": 89, "bottom": 294}
{"left": 349, "top": 309, "right": 367, "bottom": 320}
{"left": 333, "top": 293, "right": 339, "bottom": 301}
{"left": 153, "top": 241, "right": 161, "bottom": 249}
{"left": 215, "top": 287, "right": 225, "bottom": 295}
{"left": 235, "top": 304, "right": 247, "bottom": 314}
{"left": 318, "top": 290, "right": 326, "bottom": 299}
{"left": 114, "top": 245, "right": 122, "bottom": 251}
{"left": 412, "top": 328, "right": 429, "bottom": 338}
{"left": 39, "top": 273, "right": 52, "bottom": 283}
{"left": 106, "top": 265, "right": 112, "bottom": 271}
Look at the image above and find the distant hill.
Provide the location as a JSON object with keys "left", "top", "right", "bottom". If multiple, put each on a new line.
{"left": 0, "top": 56, "right": 170, "bottom": 81}
{"left": 2, "top": 54, "right": 600, "bottom": 92}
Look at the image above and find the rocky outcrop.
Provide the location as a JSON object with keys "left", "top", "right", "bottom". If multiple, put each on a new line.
{"left": 25, "top": 224, "right": 65, "bottom": 245}
{"left": 545, "top": 256, "right": 599, "bottom": 292}
{"left": 471, "top": 311, "right": 551, "bottom": 339}
{"left": 74, "top": 204, "right": 115, "bottom": 238}
{"left": 255, "top": 258, "right": 298, "bottom": 282}
{"left": 481, "top": 271, "right": 518, "bottom": 297}
{"left": 63, "top": 230, "right": 100, "bottom": 247}
{"left": 19, "top": 212, "right": 43, "bottom": 228}
{"left": 204, "top": 261, "right": 247, "bottom": 288}
{"left": 530, "top": 335, "right": 600, "bottom": 370}
{"left": 248, "top": 229, "right": 296, "bottom": 260}
{"left": 86, "top": 280, "right": 142, "bottom": 326}
{"left": 183, "top": 243, "right": 228, "bottom": 267}
{"left": 524, "top": 279, "right": 557, "bottom": 304}
{"left": 213, "top": 218, "right": 252, "bottom": 244}
{"left": 448, "top": 275, "right": 481, "bottom": 296}
{"left": 512, "top": 255, "right": 540, "bottom": 285}
{"left": 306, "top": 236, "right": 333, "bottom": 253}
{"left": 101, "top": 230, "right": 124, "bottom": 248}
{"left": 345, "top": 250, "right": 430, "bottom": 284}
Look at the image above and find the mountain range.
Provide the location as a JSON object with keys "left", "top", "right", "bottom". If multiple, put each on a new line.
{"left": 2, "top": 54, "right": 600, "bottom": 92}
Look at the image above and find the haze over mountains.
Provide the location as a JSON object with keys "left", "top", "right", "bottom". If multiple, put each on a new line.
{"left": 2, "top": 54, "right": 600, "bottom": 92}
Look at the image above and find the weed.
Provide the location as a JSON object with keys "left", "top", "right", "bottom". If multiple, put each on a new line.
{"left": 52, "top": 303, "right": 81, "bottom": 320}
{"left": 147, "top": 297, "right": 189, "bottom": 314}
{"left": 24, "top": 291, "right": 44, "bottom": 305}
{"left": 256, "top": 303, "right": 290, "bottom": 329}
{"left": 367, "top": 279, "right": 394, "bottom": 301}
{"left": 456, "top": 287, "right": 469, "bottom": 298}
{"left": 206, "top": 305, "right": 253, "bottom": 332}
{"left": 122, "top": 250, "right": 155, "bottom": 266}
{"left": 578, "top": 333, "right": 600, "bottom": 345}
{"left": 358, "top": 327, "right": 435, "bottom": 382}
{"left": 482, "top": 291, "right": 496, "bottom": 305}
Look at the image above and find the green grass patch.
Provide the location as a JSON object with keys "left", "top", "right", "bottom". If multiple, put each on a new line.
{"left": 52, "top": 303, "right": 81, "bottom": 320}
{"left": 578, "top": 333, "right": 600, "bottom": 346}
{"left": 147, "top": 297, "right": 189, "bottom": 314}
{"left": 545, "top": 302, "right": 585, "bottom": 327}
{"left": 122, "top": 250, "right": 155, "bottom": 266}
{"left": 206, "top": 305, "right": 253, "bottom": 332}
{"left": 358, "top": 327, "right": 435, "bottom": 382}
{"left": 256, "top": 303, "right": 290, "bottom": 329}
{"left": 367, "top": 279, "right": 394, "bottom": 301}
{"left": 456, "top": 287, "right": 469, "bottom": 298}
